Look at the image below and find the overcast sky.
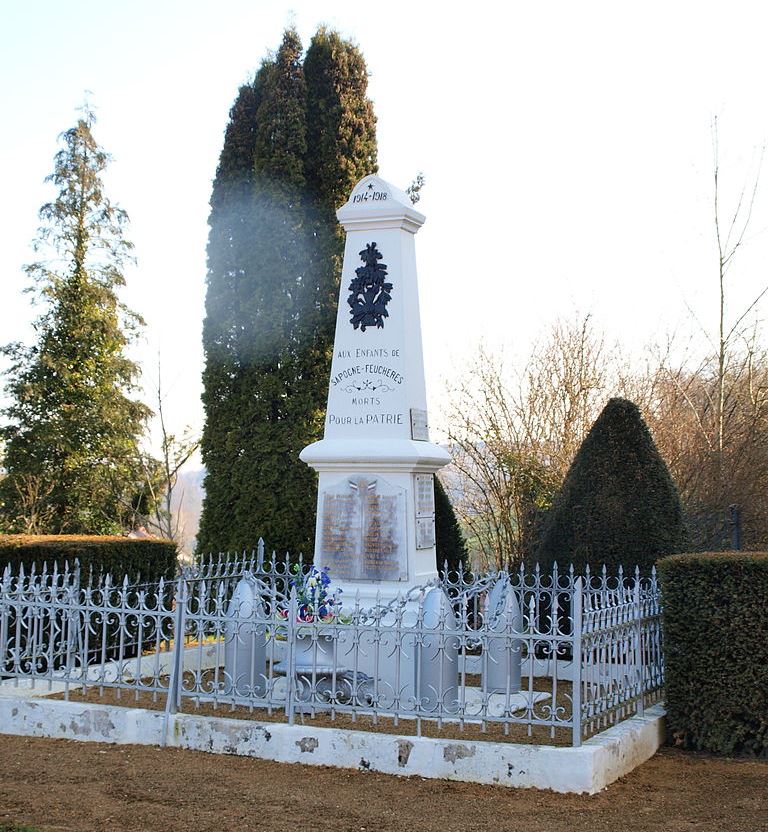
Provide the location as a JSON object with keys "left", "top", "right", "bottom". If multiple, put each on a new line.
{"left": 2, "top": 0, "right": 768, "bottom": 458}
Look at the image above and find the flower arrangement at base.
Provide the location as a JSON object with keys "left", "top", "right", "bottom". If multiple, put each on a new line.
{"left": 277, "top": 565, "right": 349, "bottom": 624}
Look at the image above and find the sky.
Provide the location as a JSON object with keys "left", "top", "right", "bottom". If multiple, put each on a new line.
{"left": 2, "top": 0, "right": 768, "bottom": 460}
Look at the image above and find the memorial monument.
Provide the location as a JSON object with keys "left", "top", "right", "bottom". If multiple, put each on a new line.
{"left": 300, "top": 174, "right": 450, "bottom": 606}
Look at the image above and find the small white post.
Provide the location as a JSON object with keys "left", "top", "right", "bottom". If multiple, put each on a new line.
{"left": 163, "top": 576, "right": 188, "bottom": 746}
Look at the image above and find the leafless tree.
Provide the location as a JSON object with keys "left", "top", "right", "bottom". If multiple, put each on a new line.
{"left": 11, "top": 474, "right": 56, "bottom": 534}
{"left": 639, "top": 335, "right": 768, "bottom": 549}
{"left": 443, "top": 124, "right": 768, "bottom": 561}
{"left": 443, "top": 316, "right": 614, "bottom": 569}
{"left": 516, "top": 316, "right": 610, "bottom": 485}
{"left": 133, "top": 358, "right": 200, "bottom": 543}
{"left": 645, "top": 121, "right": 768, "bottom": 547}
{"left": 710, "top": 119, "right": 767, "bottom": 478}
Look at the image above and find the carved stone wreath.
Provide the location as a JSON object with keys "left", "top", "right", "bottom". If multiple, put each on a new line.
{"left": 347, "top": 242, "right": 392, "bottom": 331}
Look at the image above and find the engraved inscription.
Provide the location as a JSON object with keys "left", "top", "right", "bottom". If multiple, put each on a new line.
{"left": 320, "top": 477, "right": 407, "bottom": 581}
{"left": 363, "top": 492, "right": 400, "bottom": 579}
{"left": 410, "top": 408, "right": 429, "bottom": 441}
{"left": 416, "top": 516, "right": 436, "bottom": 550}
{"left": 415, "top": 474, "right": 435, "bottom": 516}
{"left": 353, "top": 182, "right": 389, "bottom": 203}
{"left": 321, "top": 493, "right": 361, "bottom": 579}
{"left": 414, "top": 473, "right": 436, "bottom": 550}
{"left": 353, "top": 190, "right": 388, "bottom": 204}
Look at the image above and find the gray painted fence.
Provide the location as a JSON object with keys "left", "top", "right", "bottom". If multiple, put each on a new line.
{"left": 0, "top": 549, "right": 663, "bottom": 746}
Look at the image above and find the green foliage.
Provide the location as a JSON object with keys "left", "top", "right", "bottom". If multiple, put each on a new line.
{"left": 304, "top": 27, "right": 378, "bottom": 208}
{"left": 0, "top": 109, "right": 150, "bottom": 535}
{"left": 199, "top": 28, "right": 377, "bottom": 556}
{"left": 0, "top": 535, "right": 177, "bottom": 584}
{"left": 657, "top": 551, "right": 768, "bottom": 756}
{"left": 434, "top": 475, "right": 468, "bottom": 574}
{"left": 536, "top": 398, "right": 686, "bottom": 572}
{"left": 0, "top": 825, "right": 42, "bottom": 832}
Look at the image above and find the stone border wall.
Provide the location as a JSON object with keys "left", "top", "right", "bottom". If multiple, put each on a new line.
{"left": 0, "top": 696, "right": 665, "bottom": 794}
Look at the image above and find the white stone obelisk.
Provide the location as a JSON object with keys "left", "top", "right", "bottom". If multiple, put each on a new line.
{"left": 300, "top": 174, "right": 450, "bottom": 606}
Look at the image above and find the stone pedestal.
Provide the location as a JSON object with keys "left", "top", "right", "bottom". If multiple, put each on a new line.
{"left": 300, "top": 174, "right": 450, "bottom": 609}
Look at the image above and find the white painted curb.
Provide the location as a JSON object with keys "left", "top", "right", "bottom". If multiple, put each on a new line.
{"left": 0, "top": 697, "right": 665, "bottom": 794}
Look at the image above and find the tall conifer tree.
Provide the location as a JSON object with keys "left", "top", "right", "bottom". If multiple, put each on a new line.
{"left": 198, "top": 75, "right": 265, "bottom": 548}
{"left": 0, "top": 109, "right": 149, "bottom": 534}
{"left": 198, "top": 28, "right": 377, "bottom": 555}
{"left": 303, "top": 27, "right": 378, "bottom": 424}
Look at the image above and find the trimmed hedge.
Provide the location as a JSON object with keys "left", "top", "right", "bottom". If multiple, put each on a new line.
{"left": 657, "top": 551, "right": 768, "bottom": 757}
{"left": 0, "top": 535, "right": 178, "bottom": 585}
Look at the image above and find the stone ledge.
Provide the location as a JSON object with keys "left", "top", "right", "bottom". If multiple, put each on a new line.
{"left": 0, "top": 697, "right": 665, "bottom": 795}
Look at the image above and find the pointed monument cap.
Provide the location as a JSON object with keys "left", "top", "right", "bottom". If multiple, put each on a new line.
{"left": 336, "top": 174, "right": 426, "bottom": 234}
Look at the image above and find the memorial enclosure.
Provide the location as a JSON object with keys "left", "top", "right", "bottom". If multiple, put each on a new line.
{"left": 0, "top": 175, "right": 667, "bottom": 794}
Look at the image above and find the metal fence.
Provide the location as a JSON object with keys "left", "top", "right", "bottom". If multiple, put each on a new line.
{"left": 0, "top": 551, "right": 663, "bottom": 747}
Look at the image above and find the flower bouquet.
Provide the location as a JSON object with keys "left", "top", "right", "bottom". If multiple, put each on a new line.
{"left": 276, "top": 565, "right": 348, "bottom": 667}
{"left": 276, "top": 565, "right": 348, "bottom": 626}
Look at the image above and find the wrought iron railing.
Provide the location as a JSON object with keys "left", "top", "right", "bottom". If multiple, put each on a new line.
{"left": 0, "top": 553, "right": 663, "bottom": 746}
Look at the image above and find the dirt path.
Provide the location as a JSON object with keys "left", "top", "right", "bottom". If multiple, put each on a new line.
{"left": 0, "top": 734, "right": 766, "bottom": 832}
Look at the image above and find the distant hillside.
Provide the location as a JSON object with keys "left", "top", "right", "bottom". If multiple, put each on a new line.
{"left": 170, "top": 468, "right": 205, "bottom": 556}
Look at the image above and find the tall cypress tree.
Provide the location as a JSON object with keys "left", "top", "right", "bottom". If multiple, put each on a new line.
{"left": 0, "top": 109, "right": 149, "bottom": 534}
{"left": 198, "top": 77, "right": 264, "bottom": 550}
{"left": 231, "top": 29, "right": 313, "bottom": 555}
{"left": 198, "top": 28, "right": 377, "bottom": 555}
{"left": 303, "top": 27, "right": 378, "bottom": 415}
{"left": 304, "top": 27, "right": 378, "bottom": 205}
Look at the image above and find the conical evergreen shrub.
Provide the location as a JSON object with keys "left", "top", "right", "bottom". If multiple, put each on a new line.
{"left": 536, "top": 398, "right": 686, "bottom": 573}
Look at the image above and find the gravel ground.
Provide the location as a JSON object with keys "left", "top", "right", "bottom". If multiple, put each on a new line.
{"left": 0, "top": 734, "right": 766, "bottom": 832}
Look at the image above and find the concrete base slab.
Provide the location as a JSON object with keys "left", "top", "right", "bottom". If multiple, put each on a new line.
{"left": 0, "top": 696, "right": 665, "bottom": 794}
{"left": 0, "top": 679, "right": 75, "bottom": 698}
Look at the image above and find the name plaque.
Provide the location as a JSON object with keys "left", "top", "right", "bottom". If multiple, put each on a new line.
{"left": 415, "top": 474, "right": 435, "bottom": 516}
{"left": 416, "top": 516, "right": 436, "bottom": 549}
{"left": 320, "top": 476, "right": 407, "bottom": 581}
{"left": 414, "top": 473, "right": 436, "bottom": 551}
{"left": 410, "top": 408, "right": 429, "bottom": 441}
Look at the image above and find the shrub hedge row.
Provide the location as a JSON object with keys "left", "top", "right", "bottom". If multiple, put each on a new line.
{"left": 0, "top": 535, "right": 178, "bottom": 585}
{"left": 657, "top": 551, "right": 768, "bottom": 757}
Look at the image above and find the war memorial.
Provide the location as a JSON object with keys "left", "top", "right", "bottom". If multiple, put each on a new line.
{"left": 301, "top": 174, "right": 450, "bottom": 600}
{"left": 0, "top": 175, "right": 667, "bottom": 794}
